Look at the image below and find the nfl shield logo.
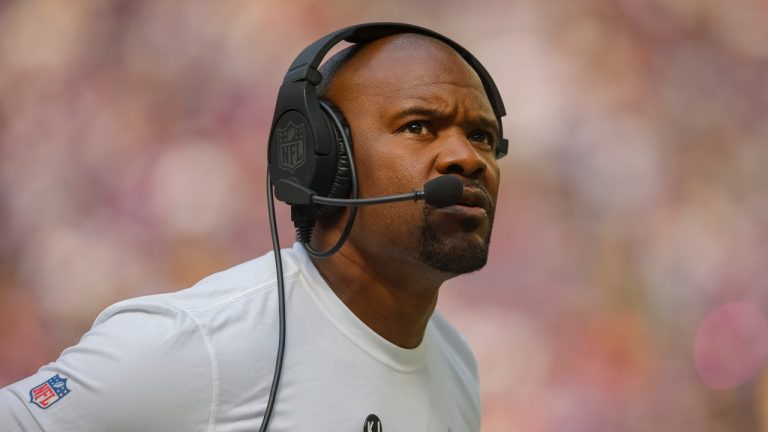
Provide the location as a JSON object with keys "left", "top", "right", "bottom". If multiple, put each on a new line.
{"left": 277, "top": 121, "right": 305, "bottom": 173}
{"left": 29, "top": 374, "right": 70, "bottom": 409}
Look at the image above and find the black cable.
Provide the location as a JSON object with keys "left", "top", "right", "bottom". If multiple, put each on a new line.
{"left": 260, "top": 100, "right": 360, "bottom": 430}
{"left": 302, "top": 100, "right": 359, "bottom": 258}
{"left": 259, "top": 172, "right": 287, "bottom": 432}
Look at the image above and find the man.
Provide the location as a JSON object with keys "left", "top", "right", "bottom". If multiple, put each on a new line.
{"left": 0, "top": 29, "right": 500, "bottom": 431}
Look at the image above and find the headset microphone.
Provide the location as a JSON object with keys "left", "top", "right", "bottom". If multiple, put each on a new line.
{"left": 274, "top": 175, "right": 463, "bottom": 208}
{"left": 421, "top": 175, "right": 464, "bottom": 208}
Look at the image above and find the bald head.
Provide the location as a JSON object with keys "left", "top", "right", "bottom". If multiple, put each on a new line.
{"left": 318, "top": 33, "right": 485, "bottom": 105}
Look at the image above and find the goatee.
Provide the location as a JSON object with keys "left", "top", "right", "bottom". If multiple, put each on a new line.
{"left": 418, "top": 210, "right": 493, "bottom": 275}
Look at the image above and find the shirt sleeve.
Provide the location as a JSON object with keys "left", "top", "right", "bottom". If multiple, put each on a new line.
{"left": 0, "top": 387, "right": 41, "bottom": 431}
{"left": 0, "top": 300, "right": 215, "bottom": 432}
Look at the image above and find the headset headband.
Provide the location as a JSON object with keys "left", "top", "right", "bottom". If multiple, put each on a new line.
{"left": 283, "top": 23, "right": 507, "bottom": 122}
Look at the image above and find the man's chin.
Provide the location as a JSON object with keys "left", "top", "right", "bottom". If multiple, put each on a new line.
{"left": 418, "top": 229, "right": 490, "bottom": 275}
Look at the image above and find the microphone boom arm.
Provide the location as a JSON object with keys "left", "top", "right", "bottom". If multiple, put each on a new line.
{"left": 274, "top": 178, "right": 425, "bottom": 206}
{"left": 311, "top": 191, "right": 424, "bottom": 206}
{"left": 273, "top": 175, "right": 463, "bottom": 208}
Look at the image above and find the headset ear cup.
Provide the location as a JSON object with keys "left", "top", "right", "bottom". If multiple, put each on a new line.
{"left": 313, "top": 100, "right": 353, "bottom": 219}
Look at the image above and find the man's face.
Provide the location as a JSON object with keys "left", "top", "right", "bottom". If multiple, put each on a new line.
{"left": 325, "top": 35, "right": 501, "bottom": 276}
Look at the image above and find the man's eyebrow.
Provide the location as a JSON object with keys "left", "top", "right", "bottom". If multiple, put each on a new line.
{"left": 470, "top": 115, "right": 501, "bottom": 135}
{"left": 392, "top": 107, "right": 499, "bottom": 132}
{"left": 391, "top": 107, "right": 448, "bottom": 121}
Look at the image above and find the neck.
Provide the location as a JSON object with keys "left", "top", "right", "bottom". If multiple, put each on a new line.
{"left": 309, "top": 242, "right": 447, "bottom": 349}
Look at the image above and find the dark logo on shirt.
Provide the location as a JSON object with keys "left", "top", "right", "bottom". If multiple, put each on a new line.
{"left": 29, "top": 374, "right": 70, "bottom": 409}
{"left": 363, "top": 414, "right": 382, "bottom": 432}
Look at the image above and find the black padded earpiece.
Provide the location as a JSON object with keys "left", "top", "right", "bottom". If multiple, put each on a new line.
{"left": 313, "top": 99, "right": 352, "bottom": 218}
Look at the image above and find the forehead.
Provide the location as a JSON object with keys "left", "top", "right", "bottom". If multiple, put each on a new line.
{"left": 325, "top": 34, "right": 494, "bottom": 116}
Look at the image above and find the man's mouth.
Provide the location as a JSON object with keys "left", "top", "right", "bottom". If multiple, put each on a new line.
{"left": 456, "top": 187, "right": 491, "bottom": 212}
{"left": 431, "top": 187, "right": 491, "bottom": 219}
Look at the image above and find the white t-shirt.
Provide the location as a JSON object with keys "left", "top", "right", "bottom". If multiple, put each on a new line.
{"left": 1, "top": 243, "right": 481, "bottom": 431}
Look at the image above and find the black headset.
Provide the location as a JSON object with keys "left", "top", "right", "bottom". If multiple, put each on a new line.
{"left": 267, "top": 23, "right": 507, "bottom": 249}
{"left": 261, "top": 22, "right": 506, "bottom": 431}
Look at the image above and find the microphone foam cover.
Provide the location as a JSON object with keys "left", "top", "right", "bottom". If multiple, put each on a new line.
{"left": 423, "top": 175, "right": 463, "bottom": 208}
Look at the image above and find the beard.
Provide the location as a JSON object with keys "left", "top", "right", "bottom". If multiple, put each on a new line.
{"left": 418, "top": 207, "right": 494, "bottom": 275}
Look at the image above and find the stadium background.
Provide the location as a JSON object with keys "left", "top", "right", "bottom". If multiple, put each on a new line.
{"left": 1, "top": 0, "right": 768, "bottom": 430}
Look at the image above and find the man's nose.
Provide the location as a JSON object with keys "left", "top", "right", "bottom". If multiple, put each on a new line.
{"left": 434, "top": 131, "right": 487, "bottom": 178}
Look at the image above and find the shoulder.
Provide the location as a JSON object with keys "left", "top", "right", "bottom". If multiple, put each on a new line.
{"left": 2, "top": 299, "right": 215, "bottom": 431}
{"left": 428, "top": 312, "right": 481, "bottom": 430}
{"left": 112, "top": 244, "right": 308, "bottom": 316}
{"left": 109, "top": 249, "right": 281, "bottom": 315}
{"left": 0, "top": 245, "right": 314, "bottom": 431}
{"left": 429, "top": 311, "right": 479, "bottom": 379}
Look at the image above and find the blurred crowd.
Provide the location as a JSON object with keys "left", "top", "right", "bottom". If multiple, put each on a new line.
{"left": 1, "top": 0, "right": 767, "bottom": 430}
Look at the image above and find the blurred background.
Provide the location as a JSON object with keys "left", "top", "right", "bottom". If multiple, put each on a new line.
{"left": 1, "top": 0, "right": 767, "bottom": 430}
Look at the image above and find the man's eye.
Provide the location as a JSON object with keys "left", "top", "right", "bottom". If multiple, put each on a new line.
{"left": 404, "top": 122, "right": 426, "bottom": 135}
{"left": 469, "top": 130, "right": 492, "bottom": 144}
